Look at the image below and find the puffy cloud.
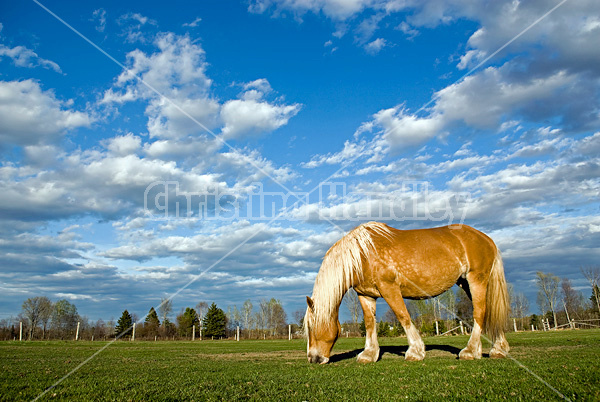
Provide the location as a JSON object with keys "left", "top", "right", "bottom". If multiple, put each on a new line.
{"left": 220, "top": 78, "right": 300, "bottom": 139}
{"left": 0, "top": 44, "right": 62, "bottom": 73}
{"left": 221, "top": 98, "right": 300, "bottom": 139}
{"left": 102, "top": 33, "right": 219, "bottom": 138}
{"left": 106, "top": 133, "right": 142, "bottom": 156}
{"left": 0, "top": 147, "right": 230, "bottom": 222}
{"left": 0, "top": 80, "right": 91, "bottom": 147}
{"left": 370, "top": 106, "right": 444, "bottom": 148}
{"left": 317, "top": 65, "right": 594, "bottom": 158}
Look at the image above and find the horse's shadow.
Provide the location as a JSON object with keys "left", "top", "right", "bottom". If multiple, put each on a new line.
{"left": 330, "top": 344, "right": 474, "bottom": 363}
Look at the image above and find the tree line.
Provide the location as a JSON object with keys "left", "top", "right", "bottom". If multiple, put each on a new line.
{"left": 0, "top": 296, "right": 295, "bottom": 341}
{"left": 3, "top": 267, "right": 598, "bottom": 340}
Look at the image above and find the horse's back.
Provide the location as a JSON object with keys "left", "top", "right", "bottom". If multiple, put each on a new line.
{"left": 364, "top": 224, "right": 497, "bottom": 299}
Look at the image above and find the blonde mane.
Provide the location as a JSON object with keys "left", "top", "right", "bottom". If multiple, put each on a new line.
{"left": 309, "top": 222, "right": 394, "bottom": 330}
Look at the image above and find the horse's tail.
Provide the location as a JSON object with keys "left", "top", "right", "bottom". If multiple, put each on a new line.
{"left": 311, "top": 222, "right": 392, "bottom": 324}
{"left": 484, "top": 249, "right": 509, "bottom": 341}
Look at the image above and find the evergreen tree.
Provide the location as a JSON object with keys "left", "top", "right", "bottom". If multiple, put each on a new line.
{"left": 377, "top": 321, "right": 390, "bottom": 337}
{"left": 145, "top": 307, "right": 160, "bottom": 337}
{"left": 530, "top": 314, "right": 541, "bottom": 330}
{"left": 115, "top": 310, "right": 133, "bottom": 338}
{"left": 202, "top": 303, "right": 226, "bottom": 339}
{"left": 177, "top": 307, "right": 200, "bottom": 337}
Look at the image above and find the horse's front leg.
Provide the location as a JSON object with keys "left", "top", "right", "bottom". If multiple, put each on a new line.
{"left": 357, "top": 294, "right": 380, "bottom": 363}
{"left": 378, "top": 283, "right": 426, "bottom": 361}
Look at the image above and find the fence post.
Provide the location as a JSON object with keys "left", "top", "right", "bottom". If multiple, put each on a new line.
{"left": 513, "top": 318, "right": 518, "bottom": 332}
{"left": 131, "top": 323, "right": 136, "bottom": 341}
{"left": 192, "top": 325, "right": 195, "bottom": 341}
{"left": 289, "top": 324, "right": 292, "bottom": 340}
{"left": 19, "top": 322, "right": 22, "bottom": 341}
{"left": 237, "top": 326, "right": 240, "bottom": 341}
{"left": 459, "top": 321, "right": 464, "bottom": 335}
{"left": 75, "top": 322, "right": 80, "bottom": 341}
{"left": 435, "top": 321, "right": 439, "bottom": 336}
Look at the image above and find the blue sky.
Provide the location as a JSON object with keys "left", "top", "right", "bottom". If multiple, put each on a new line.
{"left": 1, "top": 0, "right": 599, "bottom": 324}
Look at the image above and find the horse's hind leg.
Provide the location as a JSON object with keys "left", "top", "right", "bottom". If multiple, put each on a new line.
{"left": 357, "top": 295, "right": 380, "bottom": 363}
{"left": 378, "top": 284, "right": 425, "bottom": 361}
{"left": 490, "top": 332, "right": 509, "bottom": 358}
{"left": 459, "top": 274, "right": 484, "bottom": 360}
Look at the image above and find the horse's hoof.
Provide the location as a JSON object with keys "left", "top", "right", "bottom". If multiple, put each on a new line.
{"left": 459, "top": 349, "right": 474, "bottom": 360}
{"left": 357, "top": 349, "right": 379, "bottom": 363}
{"left": 489, "top": 348, "right": 507, "bottom": 359}
{"left": 405, "top": 348, "right": 425, "bottom": 361}
{"left": 404, "top": 354, "right": 424, "bottom": 362}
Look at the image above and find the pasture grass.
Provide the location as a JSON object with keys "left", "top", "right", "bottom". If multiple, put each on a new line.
{"left": 1, "top": 329, "right": 599, "bottom": 401}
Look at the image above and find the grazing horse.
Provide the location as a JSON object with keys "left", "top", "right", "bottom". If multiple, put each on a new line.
{"left": 305, "top": 221, "right": 510, "bottom": 364}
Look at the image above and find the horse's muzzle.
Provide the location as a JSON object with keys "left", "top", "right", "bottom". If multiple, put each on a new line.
{"left": 308, "top": 352, "right": 329, "bottom": 364}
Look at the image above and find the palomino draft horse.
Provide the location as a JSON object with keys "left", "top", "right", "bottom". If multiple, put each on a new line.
{"left": 305, "top": 221, "right": 510, "bottom": 364}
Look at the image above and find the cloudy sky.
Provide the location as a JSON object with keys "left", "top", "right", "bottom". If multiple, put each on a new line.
{"left": 1, "top": 0, "right": 599, "bottom": 323}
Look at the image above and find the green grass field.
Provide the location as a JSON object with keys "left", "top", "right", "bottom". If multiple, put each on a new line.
{"left": 1, "top": 330, "right": 599, "bottom": 401}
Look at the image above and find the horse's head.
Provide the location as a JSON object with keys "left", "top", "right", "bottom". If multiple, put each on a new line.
{"left": 305, "top": 296, "right": 340, "bottom": 364}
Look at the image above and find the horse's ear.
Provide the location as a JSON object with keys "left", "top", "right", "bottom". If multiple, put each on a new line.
{"left": 306, "top": 296, "right": 314, "bottom": 312}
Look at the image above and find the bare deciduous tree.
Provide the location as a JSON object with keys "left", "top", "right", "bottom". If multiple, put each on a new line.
{"left": 343, "top": 288, "right": 361, "bottom": 325}
{"left": 241, "top": 299, "right": 253, "bottom": 334}
{"left": 581, "top": 266, "right": 600, "bottom": 314}
{"left": 511, "top": 292, "right": 530, "bottom": 330}
{"left": 22, "top": 297, "right": 52, "bottom": 340}
{"left": 158, "top": 297, "right": 173, "bottom": 326}
{"left": 536, "top": 271, "right": 560, "bottom": 328}
{"left": 561, "top": 278, "right": 584, "bottom": 320}
{"left": 196, "top": 301, "right": 208, "bottom": 324}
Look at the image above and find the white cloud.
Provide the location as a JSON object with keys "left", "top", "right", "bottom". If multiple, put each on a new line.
{"left": 396, "top": 21, "right": 419, "bottom": 39}
{"left": 0, "top": 80, "right": 91, "bottom": 146}
{"left": 333, "top": 66, "right": 589, "bottom": 156}
{"left": 106, "top": 133, "right": 142, "bottom": 156}
{"left": 249, "top": 0, "right": 374, "bottom": 20}
{"left": 117, "top": 13, "right": 158, "bottom": 43}
{"left": 354, "top": 13, "right": 384, "bottom": 44}
{"left": 102, "top": 33, "right": 219, "bottom": 138}
{"left": 0, "top": 44, "right": 62, "bottom": 73}
{"left": 364, "top": 37, "right": 387, "bottom": 55}
{"left": 221, "top": 98, "right": 300, "bottom": 139}
{"left": 92, "top": 9, "right": 107, "bottom": 33}
{"left": 0, "top": 146, "right": 231, "bottom": 221}
{"left": 242, "top": 78, "right": 272, "bottom": 99}
{"left": 143, "top": 137, "right": 221, "bottom": 160}
{"left": 220, "top": 79, "right": 299, "bottom": 140}
{"left": 183, "top": 17, "right": 202, "bottom": 28}
{"left": 371, "top": 106, "right": 443, "bottom": 148}
{"left": 302, "top": 140, "right": 365, "bottom": 168}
